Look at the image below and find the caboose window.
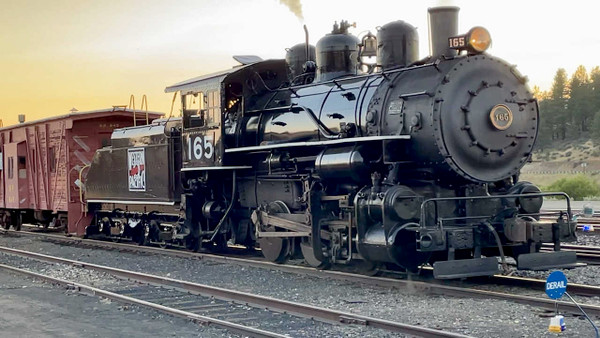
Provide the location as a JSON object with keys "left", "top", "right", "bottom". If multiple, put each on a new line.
{"left": 7, "top": 157, "right": 13, "bottom": 179}
{"left": 18, "top": 156, "right": 26, "bottom": 179}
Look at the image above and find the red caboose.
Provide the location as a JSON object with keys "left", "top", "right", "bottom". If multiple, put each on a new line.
{"left": 0, "top": 108, "right": 163, "bottom": 234}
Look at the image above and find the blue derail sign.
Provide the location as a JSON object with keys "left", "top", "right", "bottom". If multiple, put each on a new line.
{"left": 546, "top": 271, "right": 568, "bottom": 299}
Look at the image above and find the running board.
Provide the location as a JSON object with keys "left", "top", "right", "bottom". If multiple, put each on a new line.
{"left": 433, "top": 257, "right": 500, "bottom": 279}
{"left": 517, "top": 251, "right": 578, "bottom": 270}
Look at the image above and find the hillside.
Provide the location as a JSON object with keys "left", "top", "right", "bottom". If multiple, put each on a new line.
{"left": 521, "top": 138, "right": 600, "bottom": 187}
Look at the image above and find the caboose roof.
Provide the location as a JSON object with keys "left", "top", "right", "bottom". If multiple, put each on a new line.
{"left": 0, "top": 107, "right": 164, "bottom": 132}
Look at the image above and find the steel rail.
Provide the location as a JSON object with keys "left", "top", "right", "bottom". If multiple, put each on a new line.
{"left": 541, "top": 243, "right": 600, "bottom": 265}
{"left": 0, "top": 245, "right": 470, "bottom": 338}
{"left": 9, "top": 230, "right": 600, "bottom": 294}
{"left": 0, "top": 263, "right": 285, "bottom": 338}
{"left": 4, "top": 230, "right": 600, "bottom": 316}
{"left": 485, "top": 275, "right": 600, "bottom": 298}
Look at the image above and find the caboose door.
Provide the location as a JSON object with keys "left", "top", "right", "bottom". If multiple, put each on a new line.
{"left": 3, "top": 142, "right": 29, "bottom": 209}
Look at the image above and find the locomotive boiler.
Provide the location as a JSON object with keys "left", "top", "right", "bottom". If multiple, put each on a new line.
{"left": 84, "top": 7, "right": 577, "bottom": 278}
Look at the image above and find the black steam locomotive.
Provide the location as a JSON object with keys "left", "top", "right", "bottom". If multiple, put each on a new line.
{"left": 85, "top": 7, "right": 577, "bottom": 278}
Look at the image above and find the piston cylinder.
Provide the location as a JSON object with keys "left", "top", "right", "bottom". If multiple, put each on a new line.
{"left": 314, "top": 146, "right": 368, "bottom": 183}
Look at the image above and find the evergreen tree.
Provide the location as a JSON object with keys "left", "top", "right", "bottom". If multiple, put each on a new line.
{"left": 590, "top": 66, "right": 600, "bottom": 116}
{"left": 591, "top": 111, "right": 600, "bottom": 139}
{"left": 569, "top": 65, "right": 592, "bottom": 132}
{"left": 547, "top": 68, "right": 570, "bottom": 140}
{"left": 534, "top": 86, "right": 552, "bottom": 147}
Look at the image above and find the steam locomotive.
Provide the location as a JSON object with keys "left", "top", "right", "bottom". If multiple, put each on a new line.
{"left": 84, "top": 7, "right": 578, "bottom": 279}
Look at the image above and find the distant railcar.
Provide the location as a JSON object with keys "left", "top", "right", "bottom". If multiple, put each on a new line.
{"left": 0, "top": 108, "right": 162, "bottom": 234}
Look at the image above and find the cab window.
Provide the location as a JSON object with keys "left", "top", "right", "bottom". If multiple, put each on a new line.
{"left": 183, "top": 92, "right": 205, "bottom": 129}
{"left": 206, "top": 90, "right": 221, "bottom": 127}
{"left": 183, "top": 90, "right": 221, "bottom": 129}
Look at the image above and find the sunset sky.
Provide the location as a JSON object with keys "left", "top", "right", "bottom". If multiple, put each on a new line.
{"left": 1, "top": 0, "right": 597, "bottom": 126}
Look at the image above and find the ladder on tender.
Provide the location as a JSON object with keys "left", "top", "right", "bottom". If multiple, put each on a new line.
{"left": 112, "top": 94, "right": 150, "bottom": 126}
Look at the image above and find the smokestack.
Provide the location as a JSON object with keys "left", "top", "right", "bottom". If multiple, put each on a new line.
{"left": 428, "top": 6, "right": 459, "bottom": 58}
{"left": 18, "top": 114, "right": 25, "bottom": 124}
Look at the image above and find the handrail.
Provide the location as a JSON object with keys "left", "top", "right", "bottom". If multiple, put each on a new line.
{"left": 128, "top": 95, "right": 137, "bottom": 126}
{"left": 168, "top": 92, "right": 178, "bottom": 118}
{"left": 419, "top": 192, "right": 573, "bottom": 230}
{"left": 79, "top": 164, "right": 90, "bottom": 215}
{"left": 140, "top": 94, "right": 149, "bottom": 125}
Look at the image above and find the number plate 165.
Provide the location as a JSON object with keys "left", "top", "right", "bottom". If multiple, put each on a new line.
{"left": 187, "top": 135, "right": 214, "bottom": 160}
{"left": 448, "top": 36, "right": 466, "bottom": 48}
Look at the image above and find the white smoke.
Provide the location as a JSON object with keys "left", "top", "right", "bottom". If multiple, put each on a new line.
{"left": 279, "top": 0, "right": 304, "bottom": 21}
{"left": 435, "top": 0, "right": 456, "bottom": 6}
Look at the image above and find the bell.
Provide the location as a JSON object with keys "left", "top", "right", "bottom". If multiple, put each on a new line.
{"left": 361, "top": 33, "right": 377, "bottom": 57}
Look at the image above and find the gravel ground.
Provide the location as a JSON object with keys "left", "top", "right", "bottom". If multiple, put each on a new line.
{"left": 577, "top": 231, "right": 600, "bottom": 247}
{"left": 0, "top": 234, "right": 599, "bottom": 337}
{"left": 0, "top": 253, "right": 371, "bottom": 338}
{"left": 510, "top": 232, "right": 600, "bottom": 288}
{"left": 0, "top": 267, "right": 228, "bottom": 337}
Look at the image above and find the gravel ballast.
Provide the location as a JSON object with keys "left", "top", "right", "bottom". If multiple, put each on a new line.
{"left": 0, "top": 267, "right": 229, "bottom": 337}
{"left": 0, "top": 233, "right": 598, "bottom": 337}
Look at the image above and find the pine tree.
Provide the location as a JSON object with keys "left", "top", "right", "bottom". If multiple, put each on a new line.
{"left": 590, "top": 67, "right": 600, "bottom": 116}
{"left": 547, "top": 68, "right": 570, "bottom": 140}
{"left": 569, "top": 65, "right": 592, "bottom": 133}
{"left": 590, "top": 67, "right": 600, "bottom": 140}
{"left": 534, "top": 86, "right": 552, "bottom": 147}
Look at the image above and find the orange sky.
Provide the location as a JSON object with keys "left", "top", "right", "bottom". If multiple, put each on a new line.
{"left": 1, "top": 0, "right": 597, "bottom": 127}
{"left": 0, "top": 0, "right": 239, "bottom": 126}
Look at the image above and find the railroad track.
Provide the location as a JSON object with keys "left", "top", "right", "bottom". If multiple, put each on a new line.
{"left": 0, "top": 243, "right": 467, "bottom": 338}
{"left": 541, "top": 243, "right": 600, "bottom": 265}
{"left": 539, "top": 214, "right": 600, "bottom": 234}
{"left": 0, "top": 263, "right": 285, "bottom": 338}
{"left": 2, "top": 229, "right": 600, "bottom": 320}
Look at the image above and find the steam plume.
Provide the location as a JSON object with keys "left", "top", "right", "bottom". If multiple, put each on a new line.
{"left": 435, "top": 0, "right": 456, "bottom": 6}
{"left": 279, "top": 0, "right": 304, "bottom": 21}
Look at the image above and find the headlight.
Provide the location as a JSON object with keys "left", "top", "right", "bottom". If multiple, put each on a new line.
{"left": 448, "top": 26, "right": 492, "bottom": 54}
{"left": 467, "top": 26, "right": 491, "bottom": 53}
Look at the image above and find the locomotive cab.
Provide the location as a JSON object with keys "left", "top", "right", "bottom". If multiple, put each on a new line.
{"left": 165, "top": 58, "right": 288, "bottom": 170}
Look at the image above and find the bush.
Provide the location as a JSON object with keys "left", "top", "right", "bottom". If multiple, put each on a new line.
{"left": 545, "top": 175, "right": 600, "bottom": 200}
